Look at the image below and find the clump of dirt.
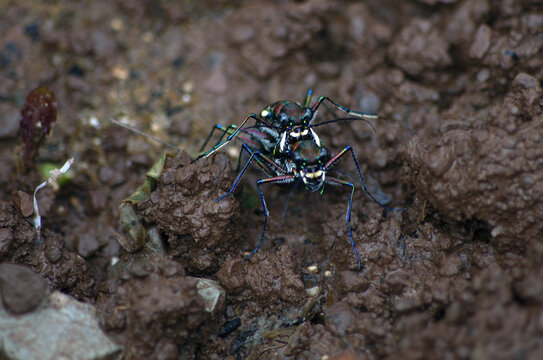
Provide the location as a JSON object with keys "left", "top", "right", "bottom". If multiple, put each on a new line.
{"left": 0, "top": 202, "right": 35, "bottom": 260}
{"left": 217, "top": 244, "right": 305, "bottom": 304}
{"left": 137, "top": 151, "right": 241, "bottom": 273}
{"left": 98, "top": 256, "right": 219, "bottom": 359}
{"left": 404, "top": 73, "right": 543, "bottom": 253}
{"left": 0, "top": 202, "right": 94, "bottom": 301}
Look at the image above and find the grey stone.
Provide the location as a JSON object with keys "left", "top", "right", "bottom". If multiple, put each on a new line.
{"left": 0, "top": 291, "right": 122, "bottom": 360}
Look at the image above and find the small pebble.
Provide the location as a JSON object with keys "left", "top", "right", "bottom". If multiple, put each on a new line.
{"left": 0, "top": 264, "right": 48, "bottom": 314}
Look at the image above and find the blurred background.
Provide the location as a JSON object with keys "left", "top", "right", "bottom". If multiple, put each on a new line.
{"left": 1, "top": 0, "right": 542, "bottom": 359}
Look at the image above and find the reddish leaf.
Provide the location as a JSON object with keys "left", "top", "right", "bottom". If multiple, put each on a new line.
{"left": 20, "top": 86, "right": 57, "bottom": 161}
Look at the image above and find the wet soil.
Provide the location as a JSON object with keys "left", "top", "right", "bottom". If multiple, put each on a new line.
{"left": 1, "top": 0, "right": 543, "bottom": 359}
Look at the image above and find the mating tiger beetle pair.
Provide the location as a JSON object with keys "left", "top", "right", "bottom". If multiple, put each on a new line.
{"left": 193, "top": 89, "right": 405, "bottom": 270}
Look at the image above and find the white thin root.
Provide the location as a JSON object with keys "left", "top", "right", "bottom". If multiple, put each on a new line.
{"left": 33, "top": 158, "right": 74, "bottom": 235}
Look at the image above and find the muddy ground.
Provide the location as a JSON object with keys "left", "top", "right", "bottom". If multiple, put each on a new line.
{"left": 1, "top": 0, "right": 543, "bottom": 359}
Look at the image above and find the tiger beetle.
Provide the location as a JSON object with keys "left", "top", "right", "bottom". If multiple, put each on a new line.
{"left": 215, "top": 138, "right": 405, "bottom": 270}
{"left": 192, "top": 89, "right": 378, "bottom": 162}
{"left": 195, "top": 91, "right": 404, "bottom": 270}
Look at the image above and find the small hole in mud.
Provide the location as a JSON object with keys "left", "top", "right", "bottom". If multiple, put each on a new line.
{"left": 357, "top": 211, "right": 368, "bottom": 222}
{"left": 310, "top": 312, "right": 325, "bottom": 325}
{"left": 273, "top": 237, "right": 285, "bottom": 246}
{"left": 172, "top": 56, "right": 184, "bottom": 68}
{"left": 470, "top": 220, "right": 490, "bottom": 243}
{"left": 511, "top": 286, "right": 530, "bottom": 306}
{"left": 434, "top": 307, "right": 446, "bottom": 321}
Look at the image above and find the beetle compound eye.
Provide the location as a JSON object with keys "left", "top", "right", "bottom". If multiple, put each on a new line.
{"left": 301, "top": 108, "right": 313, "bottom": 123}
{"left": 278, "top": 113, "right": 290, "bottom": 126}
{"left": 319, "top": 146, "right": 330, "bottom": 161}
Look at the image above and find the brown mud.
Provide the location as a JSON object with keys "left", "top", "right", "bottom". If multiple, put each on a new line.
{"left": 1, "top": 0, "right": 543, "bottom": 359}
